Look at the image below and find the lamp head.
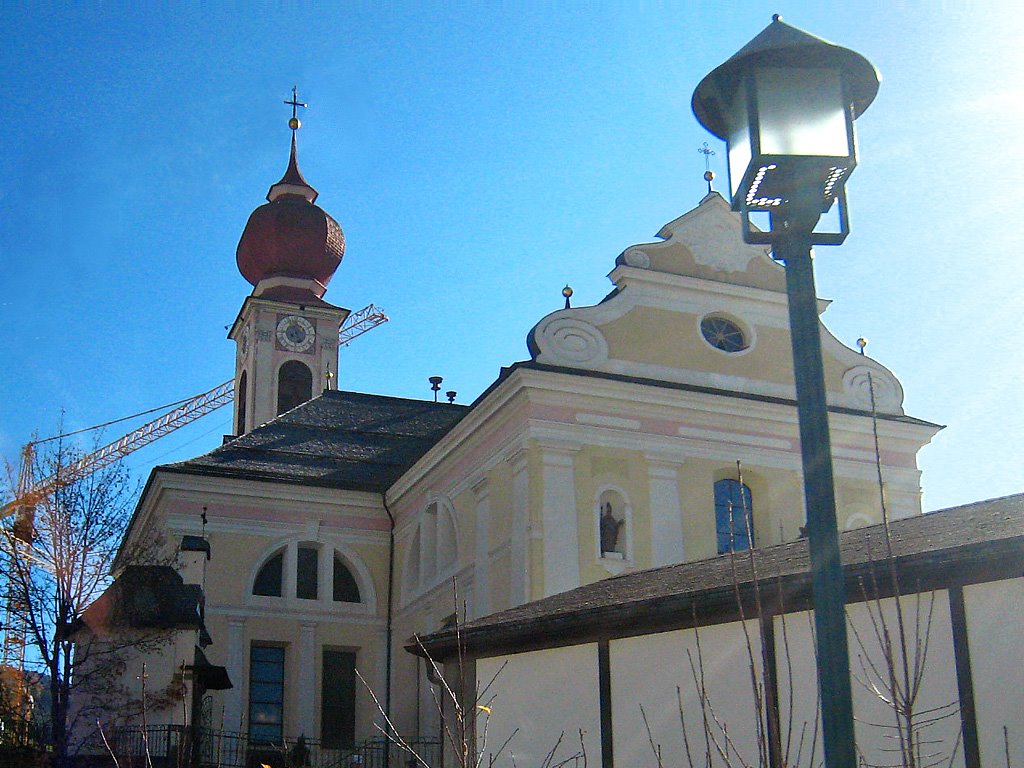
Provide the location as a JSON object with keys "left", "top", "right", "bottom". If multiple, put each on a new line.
{"left": 692, "top": 16, "right": 880, "bottom": 243}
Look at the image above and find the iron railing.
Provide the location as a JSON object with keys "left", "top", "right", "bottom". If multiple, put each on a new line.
{"left": 107, "top": 726, "right": 441, "bottom": 768}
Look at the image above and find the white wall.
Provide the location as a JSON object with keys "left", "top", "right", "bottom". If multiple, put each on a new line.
{"left": 777, "top": 596, "right": 963, "bottom": 768}
{"left": 773, "top": 610, "right": 823, "bottom": 768}
{"left": 470, "top": 577, "right": 1021, "bottom": 768}
{"left": 964, "top": 577, "right": 1024, "bottom": 767}
{"left": 610, "top": 622, "right": 764, "bottom": 768}
{"left": 476, "top": 644, "right": 602, "bottom": 768}
{"left": 847, "top": 593, "right": 963, "bottom": 768}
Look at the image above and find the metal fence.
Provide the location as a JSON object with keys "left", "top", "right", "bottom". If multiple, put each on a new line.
{"left": 0, "top": 715, "right": 49, "bottom": 750}
{"left": 108, "top": 726, "right": 441, "bottom": 768}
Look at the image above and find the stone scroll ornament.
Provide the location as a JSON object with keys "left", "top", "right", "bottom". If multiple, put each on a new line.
{"left": 623, "top": 248, "right": 651, "bottom": 269}
{"left": 533, "top": 317, "right": 610, "bottom": 368}
{"left": 842, "top": 365, "right": 902, "bottom": 413}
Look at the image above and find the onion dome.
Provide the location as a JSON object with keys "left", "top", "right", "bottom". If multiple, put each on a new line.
{"left": 236, "top": 132, "right": 345, "bottom": 295}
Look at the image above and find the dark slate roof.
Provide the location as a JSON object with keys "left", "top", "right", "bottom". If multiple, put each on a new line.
{"left": 413, "top": 493, "right": 1024, "bottom": 661}
{"left": 162, "top": 390, "right": 469, "bottom": 493}
{"left": 78, "top": 566, "right": 203, "bottom": 633}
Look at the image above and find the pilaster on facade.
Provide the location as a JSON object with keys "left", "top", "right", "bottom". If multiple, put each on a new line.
{"left": 883, "top": 476, "right": 926, "bottom": 520}
{"left": 224, "top": 617, "right": 247, "bottom": 733}
{"left": 471, "top": 477, "right": 491, "bottom": 619}
{"left": 538, "top": 444, "right": 581, "bottom": 598}
{"left": 508, "top": 449, "right": 531, "bottom": 608}
{"left": 282, "top": 545, "right": 298, "bottom": 604}
{"left": 645, "top": 454, "right": 686, "bottom": 566}
{"left": 298, "top": 621, "right": 317, "bottom": 738}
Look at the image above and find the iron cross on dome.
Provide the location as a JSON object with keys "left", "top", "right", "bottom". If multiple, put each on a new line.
{"left": 285, "top": 86, "right": 307, "bottom": 130}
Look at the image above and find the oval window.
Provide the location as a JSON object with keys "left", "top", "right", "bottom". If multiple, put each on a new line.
{"left": 700, "top": 316, "right": 747, "bottom": 353}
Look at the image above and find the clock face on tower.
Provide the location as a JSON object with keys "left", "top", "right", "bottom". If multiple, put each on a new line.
{"left": 276, "top": 315, "right": 315, "bottom": 353}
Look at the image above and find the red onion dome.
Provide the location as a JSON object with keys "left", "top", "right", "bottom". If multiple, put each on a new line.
{"left": 236, "top": 134, "right": 345, "bottom": 290}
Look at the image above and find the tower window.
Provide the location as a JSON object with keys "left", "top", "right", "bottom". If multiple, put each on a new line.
{"left": 253, "top": 551, "right": 283, "bottom": 596}
{"left": 715, "top": 478, "right": 754, "bottom": 554}
{"left": 277, "top": 360, "right": 313, "bottom": 415}
{"left": 237, "top": 371, "right": 248, "bottom": 435}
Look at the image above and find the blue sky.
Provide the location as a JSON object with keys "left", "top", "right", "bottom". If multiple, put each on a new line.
{"left": 1, "top": 2, "right": 1021, "bottom": 512}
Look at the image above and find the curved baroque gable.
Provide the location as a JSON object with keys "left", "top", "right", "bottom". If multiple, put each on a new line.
{"left": 525, "top": 193, "right": 908, "bottom": 415}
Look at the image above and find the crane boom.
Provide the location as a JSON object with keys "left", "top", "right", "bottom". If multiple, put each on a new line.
{"left": 3, "top": 303, "right": 388, "bottom": 517}
{"left": 339, "top": 303, "right": 388, "bottom": 345}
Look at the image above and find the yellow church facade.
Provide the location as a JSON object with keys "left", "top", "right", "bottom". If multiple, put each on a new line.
{"left": 82, "top": 142, "right": 939, "bottom": 764}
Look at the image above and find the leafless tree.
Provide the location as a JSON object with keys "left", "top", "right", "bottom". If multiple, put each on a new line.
{"left": 359, "top": 579, "right": 586, "bottom": 768}
{"left": 1, "top": 436, "right": 166, "bottom": 765}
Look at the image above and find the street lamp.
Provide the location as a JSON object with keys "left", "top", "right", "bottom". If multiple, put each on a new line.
{"left": 693, "top": 15, "right": 881, "bottom": 768}
{"left": 693, "top": 14, "right": 879, "bottom": 244}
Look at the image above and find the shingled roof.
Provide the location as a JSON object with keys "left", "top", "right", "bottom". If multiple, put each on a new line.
{"left": 412, "top": 493, "right": 1024, "bottom": 661}
{"left": 162, "top": 390, "right": 469, "bottom": 493}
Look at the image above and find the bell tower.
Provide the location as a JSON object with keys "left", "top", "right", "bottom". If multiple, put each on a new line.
{"left": 228, "top": 91, "right": 349, "bottom": 435}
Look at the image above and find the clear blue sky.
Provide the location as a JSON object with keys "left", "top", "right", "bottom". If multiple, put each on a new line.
{"left": 1, "top": 2, "right": 1020, "bottom": 512}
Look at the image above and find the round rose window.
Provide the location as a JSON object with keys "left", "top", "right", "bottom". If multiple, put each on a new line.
{"left": 700, "top": 316, "right": 747, "bottom": 353}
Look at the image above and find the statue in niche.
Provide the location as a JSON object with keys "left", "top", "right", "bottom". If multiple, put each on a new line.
{"left": 600, "top": 502, "right": 625, "bottom": 555}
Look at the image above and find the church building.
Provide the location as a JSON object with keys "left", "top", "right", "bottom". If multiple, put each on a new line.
{"left": 81, "top": 113, "right": 942, "bottom": 764}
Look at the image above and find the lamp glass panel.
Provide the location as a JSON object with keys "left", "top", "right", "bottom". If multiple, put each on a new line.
{"left": 755, "top": 67, "right": 849, "bottom": 157}
{"left": 726, "top": 82, "right": 752, "bottom": 201}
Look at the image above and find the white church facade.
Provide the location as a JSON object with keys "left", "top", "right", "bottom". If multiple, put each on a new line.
{"left": 77, "top": 120, "right": 944, "bottom": 764}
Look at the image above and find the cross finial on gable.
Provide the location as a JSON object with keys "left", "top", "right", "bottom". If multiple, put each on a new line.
{"left": 699, "top": 142, "right": 717, "bottom": 195}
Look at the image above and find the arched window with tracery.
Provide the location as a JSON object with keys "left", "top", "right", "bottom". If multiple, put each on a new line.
{"left": 251, "top": 544, "right": 365, "bottom": 605}
{"left": 253, "top": 550, "right": 284, "bottom": 596}
{"left": 277, "top": 360, "right": 313, "bottom": 415}
{"left": 715, "top": 479, "right": 754, "bottom": 554}
{"left": 333, "top": 555, "right": 361, "bottom": 603}
{"left": 402, "top": 498, "right": 459, "bottom": 600}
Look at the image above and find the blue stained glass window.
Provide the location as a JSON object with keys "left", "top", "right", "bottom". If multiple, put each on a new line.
{"left": 715, "top": 479, "right": 754, "bottom": 554}
{"left": 249, "top": 646, "right": 285, "bottom": 743}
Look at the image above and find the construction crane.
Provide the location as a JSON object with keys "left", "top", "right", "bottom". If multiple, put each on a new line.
{"left": 0, "top": 303, "right": 387, "bottom": 676}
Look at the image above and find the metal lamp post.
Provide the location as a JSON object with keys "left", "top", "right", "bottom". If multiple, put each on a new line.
{"left": 693, "top": 16, "right": 881, "bottom": 768}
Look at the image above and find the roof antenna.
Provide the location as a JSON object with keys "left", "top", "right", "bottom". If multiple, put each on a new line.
{"left": 699, "top": 142, "right": 716, "bottom": 195}
{"left": 445, "top": 390, "right": 457, "bottom": 404}
{"left": 429, "top": 376, "right": 443, "bottom": 402}
{"left": 562, "top": 285, "right": 573, "bottom": 309}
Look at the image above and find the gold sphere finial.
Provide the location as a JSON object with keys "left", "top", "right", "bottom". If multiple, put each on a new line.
{"left": 284, "top": 87, "right": 307, "bottom": 132}
{"left": 703, "top": 170, "right": 715, "bottom": 182}
{"left": 857, "top": 337, "right": 868, "bottom": 351}
{"left": 561, "top": 285, "right": 574, "bottom": 299}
